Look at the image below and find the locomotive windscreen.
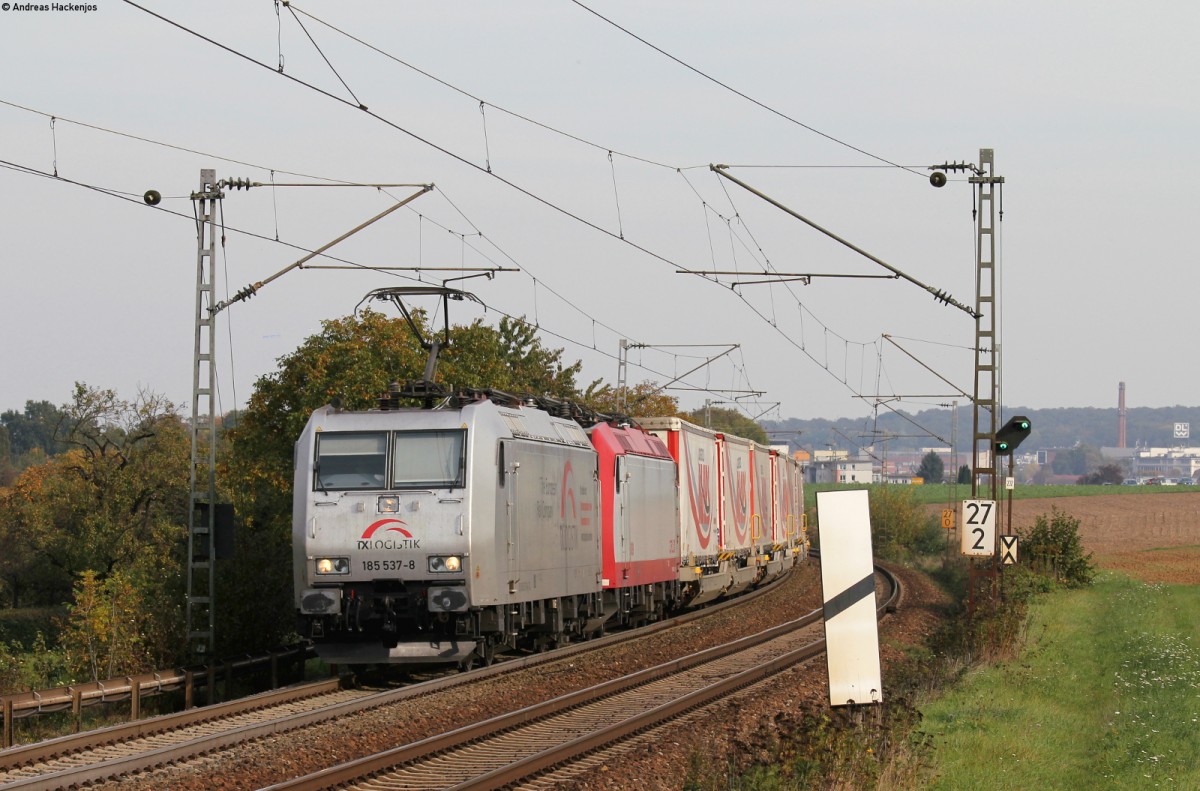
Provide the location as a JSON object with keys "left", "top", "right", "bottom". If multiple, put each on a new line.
{"left": 314, "top": 432, "right": 387, "bottom": 490}
{"left": 392, "top": 429, "right": 466, "bottom": 488}
{"left": 312, "top": 429, "right": 466, "bottom": 490}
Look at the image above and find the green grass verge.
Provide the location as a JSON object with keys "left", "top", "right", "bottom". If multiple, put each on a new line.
{"left": 919, "top": 572, "right": 1200, "bottom": 789}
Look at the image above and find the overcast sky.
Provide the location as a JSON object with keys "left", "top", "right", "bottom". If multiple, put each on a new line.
{"left": 2, "top": 2, "right": 1196, "bottom": 426}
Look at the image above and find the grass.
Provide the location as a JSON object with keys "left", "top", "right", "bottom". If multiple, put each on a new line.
{"left": 919, "top": 572, "right": 1200, "bottom": 789}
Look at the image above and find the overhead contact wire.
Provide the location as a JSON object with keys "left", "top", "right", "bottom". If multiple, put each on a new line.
{"left": 287, "top": 2, "right": 679, "bottom": 171}
{"left": 569, "top": 0, "right": 924, "bottom": 178}
{"left": 0, "top": 156, "right": 740, "bottom": 408}
{"left": 121, "top": 0, "right": 689, "bottom": 277}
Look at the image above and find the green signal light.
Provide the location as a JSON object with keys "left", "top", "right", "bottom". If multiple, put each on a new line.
{"left": 995, "top": 415, "right": 1032, "bottom": 456}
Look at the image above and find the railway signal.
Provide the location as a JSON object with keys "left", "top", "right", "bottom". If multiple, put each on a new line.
{"left": 994, "top": 416, "right": 1031, "bottom": 456}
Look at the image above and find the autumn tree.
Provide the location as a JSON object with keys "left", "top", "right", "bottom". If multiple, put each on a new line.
{"left": 683, "top": 405, "right": 769, "bottom": 444}
{"left": 0, "top": 384, "right": 188, "bottom": 666}
{"left": 581, "top": 380, "right": 681, "bottom": 419}
{"left": 60, "top": 570, "right": 150, "bottom": 681}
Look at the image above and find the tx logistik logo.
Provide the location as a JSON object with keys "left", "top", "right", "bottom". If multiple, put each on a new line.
{"left": 359, "top": 518, "right": 421, "bottom": 550}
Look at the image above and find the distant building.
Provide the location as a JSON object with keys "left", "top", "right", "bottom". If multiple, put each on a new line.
{"left": 807, "top": 454, "right": 873, "bottom": 484}
{"left": 1102, "top": 446, "right": 1200, "bottom": 481}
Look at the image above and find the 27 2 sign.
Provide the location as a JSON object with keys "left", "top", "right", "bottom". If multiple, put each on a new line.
{"left": 960, "top": 499, "right": 996, "bottom": 557}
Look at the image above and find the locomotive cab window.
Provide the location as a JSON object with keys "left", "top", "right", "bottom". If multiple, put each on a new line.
{"left": 314, "top": 432, "right": 387, "bottom": 490}
{"left": 392, "top": 429, "right": 466, "bottom": 489}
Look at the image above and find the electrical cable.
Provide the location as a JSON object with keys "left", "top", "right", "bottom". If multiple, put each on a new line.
{"left": 24, "top": 6, "right": 958, "bottom": 422}
{"left": 286, "top": 2, "right": 681, "bottom": 171}
{"left": 284, "top": 2, "right": 366, "bottom": 108}
{"left": 120, "top": 0, "right": 693, "bottom": 281}
{"left": 3, "top": 96, "right": 642, "bottom": 359}
{"left": 0, "top": 155, "right": 746, "bottom": 413}
{"left": 569, "top": 0, "right": 927, "bottom": 178}
{"left": 115, "top": 5, "right": 941, "bottom": 418}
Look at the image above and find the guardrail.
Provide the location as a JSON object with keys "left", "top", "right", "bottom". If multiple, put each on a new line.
{"left": 1, "top": 644, "right": 315, "bottom": 749}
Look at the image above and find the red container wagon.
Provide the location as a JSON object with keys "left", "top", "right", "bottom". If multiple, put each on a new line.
{"left": 587, "top": 422, "right": 683, "bottom": 627}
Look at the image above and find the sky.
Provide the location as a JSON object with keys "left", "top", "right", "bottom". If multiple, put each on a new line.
{"left": 1, "top": 1, "right": 1197, "bottom": 427}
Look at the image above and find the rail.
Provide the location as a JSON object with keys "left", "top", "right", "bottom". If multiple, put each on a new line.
{"left": 0, "top": 569, "right": 800, "bottom": 788}
{"left": 262, "top": 562, "right": 900, "bottom": 791}
{"left": 0, "top": 644, "right": 313, "bottom": 749}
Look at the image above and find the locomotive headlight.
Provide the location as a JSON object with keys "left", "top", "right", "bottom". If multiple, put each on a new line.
{"left": 428, "top": 555, "right": 463, "bottom": 573}
{"left": 315, "top": 557, "right": 350, "bottom": 575}
{"left": 378, "top": 495, "right": 400, "bottom": 513}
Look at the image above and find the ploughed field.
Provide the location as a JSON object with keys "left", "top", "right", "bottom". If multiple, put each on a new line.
{"left": 1010, "top": 491, "right": 1200, "bottom": 584}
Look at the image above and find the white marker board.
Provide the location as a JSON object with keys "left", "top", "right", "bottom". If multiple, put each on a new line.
{"left": 816, "top": 489, "right": 883, "bottom": 707}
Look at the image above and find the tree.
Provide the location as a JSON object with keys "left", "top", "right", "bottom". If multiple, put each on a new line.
{"left": 0, "top": 384, "right": 188, "bottom": 659}
{"left": 1051, "top": 444, "right": 1103, "bottom": 476}
{"left": 956, "top": 464, "right": 971, "bottom": 485}
{"left": 1078, "top": 463, "right": 1125, "bottom": 486}
{"left": 0, "top": 426, "right": 13, "bottom": 488}
{"left": 1, "top": 400, "right": 67, "bottom": 478}
{"left": 868, "top": 485, "right": 941, "bottom": 560}
{"left": 447, "top": 316, "right": 583, "bottom": 398}
{"left": 219, "top": 311, "right": 596, "bottom": 653}
{"left": 1, "top": 400, "right": 67, "bottom": 457}
{"left": 581, "top": 380, "right": 680, "bottom": 419}
{"left": 915, "top": 451, "right": 945, "bottom": 483}
{"left": 60, "top": 570, "right": 150, "bottom": 681}
{"left": 683, "top": 406, "right": 768, "bottom": 444}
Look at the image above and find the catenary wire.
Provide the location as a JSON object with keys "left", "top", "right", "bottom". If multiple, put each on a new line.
{"left": 0, "top": 97, "right": 647, "bottom": 372}
{"left": 0, "top": 156, "right": 752, "bottom": 415}
{"left": 35, "top": 5, "right": 959, "bottom": 423}
{"left": 568, "top": 0, "right": 927, "bottom": 178}
{"left": 116, "top": 2, "right": 959, "bottom": 422}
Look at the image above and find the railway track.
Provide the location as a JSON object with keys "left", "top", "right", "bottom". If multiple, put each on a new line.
{"left": 0, "top": 568, "right": 798, "bottom": 791}
{"left": 263, "top": 564, "right": 899, "bottom": 791}
{"left": 0, "top": 679, "right": 365, "bottom": 790}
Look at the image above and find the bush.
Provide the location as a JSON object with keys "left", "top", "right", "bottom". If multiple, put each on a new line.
{"left": 0, "top": 633, "right": 69, "bottom": 694}
{"left": 1018, "top": 507, "right": 1095, "bottom": 587}
{"left": 0, "top": 607, "right": 62, "bottom": 648}
{"left": 868, "top": 486, "right": 941, "bottom": 562}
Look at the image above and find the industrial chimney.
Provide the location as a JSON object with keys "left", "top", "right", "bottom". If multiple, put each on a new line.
{"left": 1118, "top": 381, "right": 1127, "bottom": 448}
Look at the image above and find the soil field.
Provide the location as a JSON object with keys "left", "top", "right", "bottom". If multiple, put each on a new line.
{"left": 1008, "top": 492, "right": 1200, "bottom": 585}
